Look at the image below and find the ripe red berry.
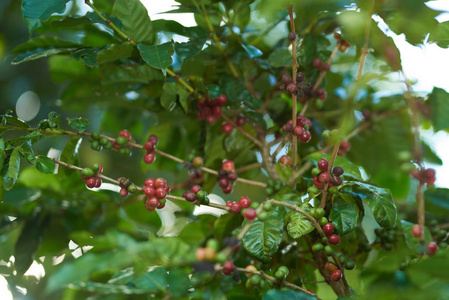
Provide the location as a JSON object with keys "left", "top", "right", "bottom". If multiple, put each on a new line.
{"left": 328, "top": 234, "right": 340, "bottom": 245}
{"left": 334, "top": 32, "right": 341, "bottom": 40}
{"left": 155, "top": 187, "right": 166, "bottom": 199}
{"left": 427, "top": 242, "right": 438, "bottom": 256}
{"left": 244, "top": 208, "right": 257, "bottom": 220}
{"left": 323, "top": 64, "right": 331, "bottom": 71}
{"left": 228, "top": 171, "right": 238, "bottom": 181}
{"left": 222, "top": 260, "right": 235, "bottom": 275}
{"left": 148, "top": 134, "right": 158, "bottom": 145}
{"left": 185, "top": 191, "right": 197, "bottom": 202}
{"left": 325, "top": 261, "right": 337, "bottom": 273}
{"left": 296, "top": 72, "right": 305, "bottom": 82}
{"left": 143, "top": 152, "right": 155, "bottom": 164}
{"left": 222, "top": 160, "right": 235, "bottom": 172}
{"left": 282, "top": 123, "right": 293, "bottom": 133}
{"left": 212, "top": 106, "right": 222, "bottom": 116}
{"left": 230, "top": 202, "right": 242, "bottom": 214}
{"left": 221, "top": 122, "right": 234, "bottom": 134}
{"left": 299, "top": 131, "right": 311, "bottom": 143}
{"left": 318, "top": 158, "right": 329, "bottom": 171}
{"left": 236, "top": 116, "right": 245, "bottom": 126}
{"left": 143, "top": 186, "right": 155, "bottom": 197}
{"left": 119, "top": 129, "right": 131, "bottom": 139}
{"left": 296, "top": 115, "right": 306, "bottom": 127}
{"left": 239, "top": 196, "right": 251, "bottom": 208}
{"left": 86, "top": 177, "right": 96, "bottom": 188}
{"left": 279, "top": 155, "right": 292, "bottom": 167}
{"left": 293, "top": 125, "right": 304, "bottom": 137}
{"left": 145, "top": 178, "right": 155, "bottom": 187}
{"left": 332, "top": 166, "right": 344, "bottom": 176}
{"left": 119, "top": 187, "right": 129, "bottom": 198}
{"left": 313, "top": 58, "right": 323, "bottom": 69}
{"left": 318, "top": 90, "right": 327, "bottom": 100}
{"left": 145, "top": 197, "right": 159, "bottom": 211}
{"left": 424, "top": 168, "right": 436, "bottom": 179}
{"left": 282, "top": 73, "right": 292, "bottom": 84}
{"left": 216, "top": 94, "right": 228, "bottom": 106}
{"left": 95, "top": 177, "right": 102, "bottom": 188}
{"left": 155, "top": 178, "right": 167, "bottom": 188}
{"left": 286, "top": 82, "right": 298, "bottom": 94}
{"left": 323, "top": 223, "right": 334, "bottom": 236}
{"left": 313, "top": 176, "right": 324, "bottom": 188}
{"left": 191, "top": 185, "right": 202, "bottom": 194}
{"left": 165, "top": 184, "right": 171, "bottom": 193}
{"left": 412, "top": 224, "right": 422, "bottom": 238}
{"left": 218, "top": 177, "right": 230, "bottom": 188}
{"left": 226, "top": 201, "right": 233, "bottom": 207}
{"left": 144, "top": 141, "right": 155, "bottom": 152}
{"left": 331, "top": 269, "right": 342, "bottom": 281}
{"left": 339, "top": 140, "right": 351, "bottom": 151}
{"left": 319, "top": 172, "right": 331, "bottom": 183}
{"left": 222, "top": 184, "right": 233, "bottom": 194}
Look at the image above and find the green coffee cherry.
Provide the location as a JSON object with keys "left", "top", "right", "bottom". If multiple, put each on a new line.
{"left": 315, "top": 208, "right": 325, "bottom": 219}
{"left": 206, "top": 239, "right": 219, "bottom": 251}
{"left": 328, "top": 186, "right": 339, "bottom": 194}
{"left": 319, "top": 217, "right": 328, "bottom": 226}
{"left": 104, "top": 141, "right": 113, "bottom": 150}
{"left": 196, "top": 190, "right": 207, "bottom": 202}
{"left": 307, "top": 186, "right": 319, "bottom": 195}
{"left": 309, "top": 208, "right": 317, "bottom": 218}
{"left": 128, "top": 184, "right": 137, "bottom": 193}
{"left": 338, "top": 255, "right": 346, "bottom": 264}
{"left": 311, "top": 167, "right": 322, "bottom": 177}
{"left": 215, "top": 252, "right": 227, "bottom": 263}
{"left": 275, "top": 270, "right": 287, "bottom": 281}
{"left": 267, "top": 179, "right": 275, "bottom": 187}
{"left": 265, "top": 187, "right": 274, "bottom": 195}
{"left": 99, "top": 136, "right": 109, "bottom": 146}
{"left": 263, "top": 202, "right": 273, "bottom": 211}
{"left": 258, "top": 211, "right": 268, "bottom": 221}
{"left": 278, "top": 266, "right": 289, "bottom": 276}
{"left": 91, "top": 131, "right": 100, "bottom": 140}
{"left": 92, "top": 164, "right": 100, "bottom": 173}
{"left": 312, "top": 243, "right": 324, "bottom": 252}
{"left": 118, "top": 147, "right": 130, "bottom": 156}
{"left": 322, "top": 129, "right": 331, "bottom": 139}
{"left": 345, "top": 261, "right": 355, "bottom": 270}
{"left": 324, "top": 245, "right": 334, "bottom": 256}
{"left": 250, "top": 275, "right": 262, "bottom": 286}
{"left": 322, "top": 237, "right": 328, "bottom": 244}
{"left": 116, "top": 136, "right": 128, "bottom": 146}
{"left": 91, "top": 141, "right": 101, "bottom": 151}
{"left": 81, "top": 168, "right": 94, "bottom": 178}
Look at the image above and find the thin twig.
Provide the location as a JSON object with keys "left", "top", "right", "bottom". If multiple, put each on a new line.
{"left": 288, "top": 7, "right": 298, "bottom": 188}
{"left": 221, "top": 114, "right": 262, "bottom": 147}
{"left": 355, "top": 0, "right": 376, "bottom": 81}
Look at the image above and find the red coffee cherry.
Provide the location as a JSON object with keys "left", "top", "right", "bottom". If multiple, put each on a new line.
{"left": 282, "top": 73, "right": 292, "bottom": 84}
{"left": 228, "top": 171, "right": 238, "bottom": 181}
{"left": 95, "top": 177, "right": 102, "bottom": 188}
{"left": 427, "top": 242, "right": 438, "bottom": 256}
{"left": 222, "top": 184, "right": 233, "bottom": 194}
{"left": 145, "top": 178, "right": 155, "bottom": 187}
{"left": 222, "top": 260, "right": 235, "bottom": 275}
{"left": 148, "top": 134, "right": 158, "bottom": 145}
{"left": 155, "top": 187, "right": 167, "bottom": 199}
{"left": 239, "top": 196, "right": 251, "bottom": 208}
{"left": 226, "top": 201, "right": 233, "bottom": 207}
{"left": 221, "top": 122, "right": 234, "bottom": 134}
{"left": 86, "top": 177, "right": 96, "bottom": 188}
{"left": 218, "top": 177, "right": 230, "bottom": 188}
{"left": 318, "top": 158, "right": 329, "bottom": 171}
{"left": 143, "top": 186, "right": 155, "bottom": 197}
{"left": 230, "top": 202, "right": 242, "bottom": 214}
{"left": 185, "top": 191, "right": 197, "bottom": 202}
{"left": 325, "top": 261, "right": 337, "bottom": 273}
{"left": 323, "top": 223, "right": 334, "bottom": 236}
{"left": 296, "top": 115, "right": 307, "bottom": 127}
{"left": 191, "top": 185, "right": 202, "bottom": 194}
{"left": 244, "top": 208, "right": 257, "bottom": 220}
{"left": 286, "top": 82, "right": 298, "bottom": 94}
{"left": 328, "top": 234, "right": 340, "bottom": 245}
{"left": 119, "top": 129, "right": 131, "bottom": 139}
{"left": 236, "top": 116, "right": 246, "bottom": 126}
{"left": 279, "top": 155, "right": 292, "bottom": 166}
{"left": 216, "top": 94, "right": 228, "bottom": 106}
{"left": 319, "top": 172, "right": 331, "bottom": 183}
{"left": 119, "top": 187, "right": 129, "bottom": 198}
{"left": 143, "top": 152, "right": 155, "bottom": 164}
{"left": 155, "top": 178, "right": 167, "bottom": 188}
{"left": 313, "top": 58, "right": 323, "bottom": 69}
{"left": 332, "top": 166, "right": 344, "bottom": 176}
{"left": 144, "top": 141, "right": 155, "bottom": 152}
{"left": 339, "top": 140, "right": 351, "bottom": 151}
{"left": 313, "top": 176, "right": 324, "bottom": 188}
{"left": 222, "top": 160, "right": 235, "bottom": 172}
{"left": 298, "top": 131, "right": 311, "bottom": 143}
{"left": 412, "top": 224, "right": 422, "bottom": 238}
{"left": 293, "top": 126, "right": 304, "bottom": 137}
{"left": 331, "top": 269, "right": 342, "bottom": 281}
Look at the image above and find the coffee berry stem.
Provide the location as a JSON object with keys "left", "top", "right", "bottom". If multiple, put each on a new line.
{"left": 320, "top": 143, "right": 340, "bottom": 208}
{"left": 216, "top": 264, "right": 319, "bottom": 298}
{"left": 288, "top": 6, "right": 298, "bottom": 188}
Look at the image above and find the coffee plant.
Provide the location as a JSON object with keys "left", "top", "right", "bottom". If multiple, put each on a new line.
{"left": 1, "top": 0, "right": 449, "bottom": 299}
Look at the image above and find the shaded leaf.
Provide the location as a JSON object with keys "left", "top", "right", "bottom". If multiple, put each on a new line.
{"left": 166, "top": 269, "right": 190, "bottom": 298}
{"left": 35, "top": 156, "right": 55, "bottom": 174}
{"left": 67, "top": 117, "right": 88, "bottom": 133}
{"left": 138, "top": 41, "right": 175, "bottom": 75}
{"left": 329, "top": 196, "right": 358, "bottom": 235}
{"left": 263, "top": 289, "right": 315, "bottom": 300}
{"left": 3, "top": 146, "right": 21, "bottom": 191}
{"left": 268, "top": 48, "right": 292, "bottom": 67}
{"left": 242, "top": 44, "right": 263, "bottom": 58}
{"left": 286, "top": 203, "right": 315, "bottom": 239}
{"left": 429, "top": 87, "right": 449, "bottom": 131}
{"left": 59, "top": 137, "right": 81, "bottom": 177}
{"left": 0, "top": 138, "right": 5, "bottom": 172}
{"left": 401, "top": 220, "right": 432, "bottom": 253}
{"left": 96, "top": 42, "right": 135, "bottom": 65}
{"left": 112, "top": 0, "right": 154, "bottom": 44}
{"left": 22, "top": 0, "right": 71, "bottom": 21}
{"left": 242, "top": 206, "right": 285, "bottom": 263}
{"left": 424, "top": 188, "right": 449, "bottom": 217}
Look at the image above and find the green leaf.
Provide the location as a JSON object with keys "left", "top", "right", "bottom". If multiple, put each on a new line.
{"left": 424, "top": 188, "right": 449, "bottom": 217}
{"left": 19, "top": 141, "right": 36, "bottom": 165}
{"left": 348, "top": 182, "right": 397, "bottom": 229}
{"left": 0, "top": 138, "right": 5, "bottom": 172}
{"left": 406, "top": 249, "right": 449, "bottom": 289}
{"left": 329, "top": 196, "right": 358, "bottom": 235}
{"left": 175, "top": 40, "right": 206, "bottom": 63}
{"left": 35, "top": 156, "right": 55, "bottom": 174}
{"left": 96, "top": 42, "right": 135, "bottom": 65}
{"left": 422, "top": 141, "right": 442, "bottom": 165}
{"left": 221, "top": 78, "right": 262, "bottom": 109}
{"left": 22, "top": 0, "right": 71, "bottom": 21}
{"left": 59, "top": 137, "right": 81, "bottom": 177}
{"left": 160, "top": 82, "right": 191, "bottom": 112}
{"left": 428, "top": 21, "right": 449, "bottom": 48}
{"left": 138, "top": 41, "right": 175, "bottom": 75}
{"left": 268, "top": 48, "right": 292, "bottom": 67}
{"left": 241, "top": 44, "right": 263, "bottom": 58}
{"left": 304, "top": 152, "right": 362, "bottom": 180}
{"left": 273, "top": 185, "right": 302, "bottom": 203}
{"left": 67, "top": 117, "right": 88, "bottom": 133}
{"left": 286, "top": 203, "right": 315, "bottom": 239}
{"left": 242, "top": 206, "right": 285, "bottom": 263}
{"left": 68, "top": 281, "right": 154, "bottom": 294}
{"left": 166, "top": 269, "right": 190, "bottom": 298}
{"left": 3, "top": 146, "right": 21, "bottom": 191}
{"left": 112, "top": 0, "right": 154, "bottom": 44}
{"left": 263, "top": 289, "right": 315, "bottom": 300}
{"left": 429, "top": 87, "right": 449, "bottom": 131}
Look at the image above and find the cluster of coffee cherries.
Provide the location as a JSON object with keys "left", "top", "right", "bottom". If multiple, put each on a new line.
{"left": 410, "top": 168, "right": 436, "bottom": 186}
{"left": 142, "top": 177, "right": 170, "bottom": 211}
{"left": 197, "top": 94, "right": 228, "bottom": 124}
{"left": 195, "top": 239, "right": 221, "bottom": 262}
{"left": 80, "top": 163, "right": 103, "bottom": 188}
{"left": 182, "top": 184, "right": 210, "bottom": 205}
{"left": 183, "top": 156, "right": 204, "bottom": 185}
{"left": 282, "top": 115, "right": 312, "bottom": 143}
{"left": 142, "top": 134, "right": 159, "bottom": 164}
{"left": 112, "top": 129, "right": 133, "bottom": 156}
{"left": 225, "top": 196, "right": 258, "bottom": 220}
{"left": 374, "top": 227, "right": 397, "bottom": 251}
{"left": 311, "top": 158, "right": 344, "bottom": 189}
{"left": 265, "top": 179, "right": 284, "bottom": 196}
{"left": 221, "top": 115, "right": 246, "bottom": 134}
{"left": 88, "top": 132, "right": 113, "bottom": 151}
{"left": 279, "top": 72, "right": 318, "bottom": 100}
{"left": 217, "top": 160, "right": 238, "bottom": 194}
{"left": 333, "top": 32, "right": 351, "bottom": 53}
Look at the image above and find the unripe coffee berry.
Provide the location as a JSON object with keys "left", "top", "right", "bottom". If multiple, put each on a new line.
{"left": 192, "top": 156, "right": 203, "bottom": 168}
{"left": 82, "top": 168, "right": 94, "bottom": 178}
